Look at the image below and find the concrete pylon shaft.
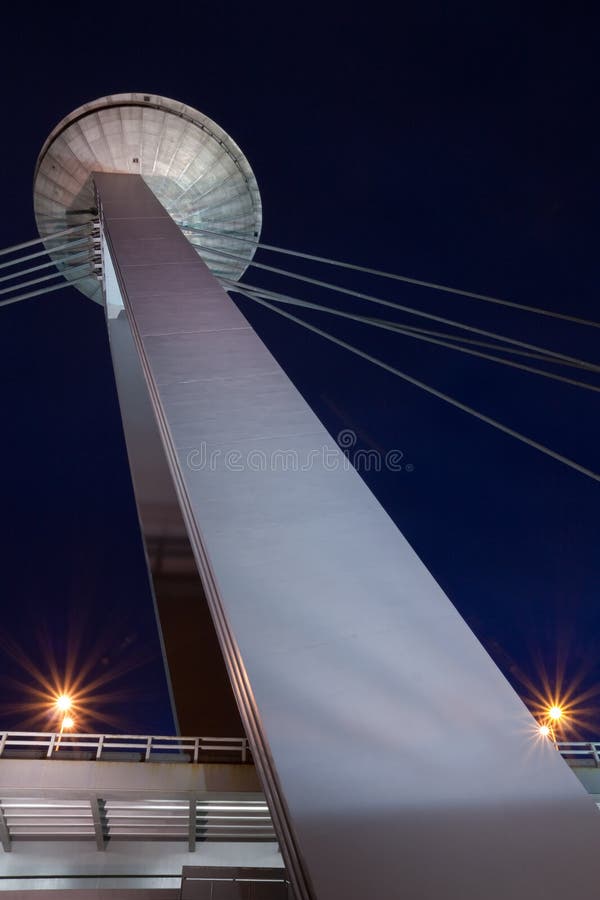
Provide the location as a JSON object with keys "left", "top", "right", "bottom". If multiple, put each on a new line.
{"left": 97, "top": 172, "right": 600, "bottom": 900}
{"left": 104, "top": 273, "right": 243, "bottom": 737}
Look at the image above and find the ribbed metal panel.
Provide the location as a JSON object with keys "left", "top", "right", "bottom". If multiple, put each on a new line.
{"left": 196, "top": 800, "right": 276, "bottom": 842}
{"left": 0, "top": 796, "right": 274, "bottom": 844}
{"left": 1, "top": 799, "right": 95, "bottom": 839}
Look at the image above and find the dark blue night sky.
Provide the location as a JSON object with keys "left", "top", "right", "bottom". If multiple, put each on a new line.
{"left": 0, "top": 5, "right": 598, "bottom": 737}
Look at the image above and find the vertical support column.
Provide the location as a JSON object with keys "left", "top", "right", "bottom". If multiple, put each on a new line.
{"left": 101, "top": 216, "right": 243, "bottom": 739}
{"left": 0, "top": 805, "right": 11, "bottom": 853}
{"left": 89, "top": 796, "right": 107, "bottom": 851}
{"left": 188, "top": 793, "right": 197, "bottom": 852}
{"left": 96, "top": 172, "right": 600, "bottom": 900}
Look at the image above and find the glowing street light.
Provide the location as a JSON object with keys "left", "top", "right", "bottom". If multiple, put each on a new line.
{"left": 52, "top": 694, "right": 76, "bottom": 752}
{"left": 538, "top": 704, "right": 567, "bottom": 747}
{"left": 55, "top": 694, "right": 72, "bottom": 713}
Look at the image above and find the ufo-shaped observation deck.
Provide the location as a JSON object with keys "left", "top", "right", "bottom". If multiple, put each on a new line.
{"left": 33, "top": 93, "right": 262, "bottom": 303}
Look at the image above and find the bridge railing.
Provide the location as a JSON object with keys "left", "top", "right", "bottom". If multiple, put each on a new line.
{"left": 557, "top": 741, "right": 600, "bottom": 766}
{"left": 1, "top": 732, "right": 598, "bottom": 767}
{"left": 0, "top": 732, "right": 250, "bottom": 763}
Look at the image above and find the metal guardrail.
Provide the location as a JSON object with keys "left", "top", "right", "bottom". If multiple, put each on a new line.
{"left": 0, "top": 732, "right": 250, "bottom": 763}
{"left": 1, "top": 733, "right": 597, "bottom": 767}
{"left": 557, "top": 741, "right": 600, "bottom": 766}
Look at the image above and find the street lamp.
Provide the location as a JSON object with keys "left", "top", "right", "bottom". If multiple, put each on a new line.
{"left": 53, "top": 694, "right": 75, "bottom": 752}
{"left": 539, "top": 705, "right": 565, "bottom": 748}
{"left": 55, "top": 695, "right": 72, "bottom": 714}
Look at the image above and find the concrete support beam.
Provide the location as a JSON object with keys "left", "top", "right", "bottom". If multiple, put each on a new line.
{"left": 104, "top": 283, "right": 242, "bottom": 737}
{"left": 0, "top": 759, "right": 263, "bottom": 798}
{"left": 88, "top": 796, "right": 106, "bottom": 851}
{"left": 96, "top": 172, "right": 600, "bottom": 900}
{"left": 0, "top": 804, "right": 11, "bottom": 852}
{"left": 188, "top": 794, "right": 197, "bottom": 853}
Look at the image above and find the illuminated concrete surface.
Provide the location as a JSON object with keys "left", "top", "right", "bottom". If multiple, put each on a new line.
{"left": 96, "top": 171, "right": 600, "bottom": 900}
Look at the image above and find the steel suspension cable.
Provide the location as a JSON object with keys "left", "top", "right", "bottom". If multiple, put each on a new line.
{"left": 185, "top": 224, "right": 600, "bottom": 329}
{"left": 230, "top": 285, "right": 600, "bottom": 393}
{"left": 236, "top": 291, "right": 600, "bottom": 484}
{"left": 0, "top": 236, "right": 93, "bottom": 272}
{"left": 222, "top": 277, "right": 594, "bottom": 372}
{"left": 0, "top": 249, "right": 93, "bottom": 284}
{"left": 0, "top": 276, "right": 91, "bottom": 309}
{"left": 215, "top": 265, "right": 600, "bottom": 373}
{"left": 364, "top": 320, "right": 593, "bottom": 370}
{"left": 0, "top": 263, "right": 93, "bottom": 297}
{"left": 0, "top": 225, "right": 91, "bottom": 258}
